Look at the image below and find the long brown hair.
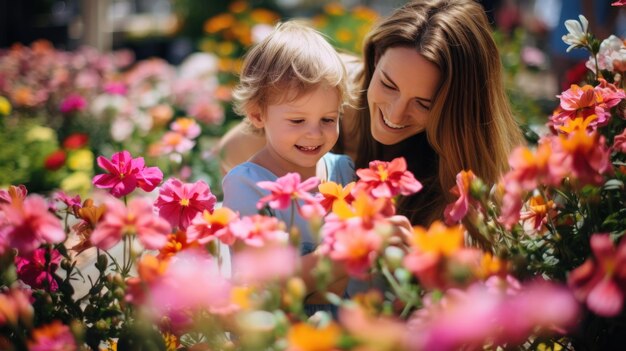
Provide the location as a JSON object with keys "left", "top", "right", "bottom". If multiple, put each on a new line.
{"left": 354, "top": 0, "right": 524, "bottom": 226}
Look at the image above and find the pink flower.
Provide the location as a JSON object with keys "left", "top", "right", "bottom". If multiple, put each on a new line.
{"left": 229, "top": 215, "right": 289, "bottom": 247}
{"left": 90, "top": 197, "right": 171, "bottom": 250}
{"left": 0, "top": 184, "right": 27, "bottom": 204}
{"left": 410, "top": 281, "right": 579, "bottom": 350}
{"left": 0, "top": 288, "right": 33, "bottom": 326}
{"left": 568, "top": 234, "right": 626, "bottom": 317}
{"left": 613, "top": 127, "right": 626, "bottom": 153}
{"left": 15, "top": 248, "right": 62, "bottom": 292}
{"left": 171, "top": 117, "right": 201, "bottom": 139}
{"left": 28, "top": 320, "right": 77, "bottom": 351}
{"left": 551, "top": 81, "right": 625, "bottom": 130}
{"left": 92, "top": 150, "right": 163, "bottom": 198}
{"left": 232, "top": 244, "right": 298, "bottom": 284}
{"left": 147, "top": 250, "right": 232, "bottom": 320}
{"left": 497, "top": 176, "right": 524, "bottom": 230}
{"left": 355, "top": 157, "right": 422, "bottom": 198}
{"left": 256, "top": 173, "right": 320, "bottom": 210}
{"left": 327, "top": 222, "right": 383, "bottom": 278}
{"left": 158, "top": 131, "right": 195, "bottom": 154}
{"left": 553, "top": 127, "right": 612, "bottom": 186}
{"left": 613, "top": 0, "right": 626, "bottom": 6}
{"left": 59, "top": 93, "right": 87, "bottom": 114}
{"left": 444, "top": 170, "right": 478, "bottom": 225}
{"left": 186, "top": 207, "right": 238, "bottom": 245}
{"left": 0, "top": 194, "right": 65, "bottom": 254}
{"left": 154, "top": 178, "right": 216, "bottom": 230}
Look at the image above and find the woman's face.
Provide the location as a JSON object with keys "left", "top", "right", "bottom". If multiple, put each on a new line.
{"left": 368, "top": 47, "right": 441, "bottom": 145}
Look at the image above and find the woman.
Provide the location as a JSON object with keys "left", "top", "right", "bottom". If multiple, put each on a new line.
{"left": 217, "top": 0, "right": 524, "bottom": 227}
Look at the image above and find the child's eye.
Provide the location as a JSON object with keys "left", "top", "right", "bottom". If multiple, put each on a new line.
{"left": 322, "top": 117, "right": 337, "bottom": 124}
{"left": 289, "top": 119, "right": 304, "bottom": 124}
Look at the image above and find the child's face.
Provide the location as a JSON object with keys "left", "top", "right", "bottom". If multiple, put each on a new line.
{"left": 253, "top": 84, "right": 340, "bottom": 172}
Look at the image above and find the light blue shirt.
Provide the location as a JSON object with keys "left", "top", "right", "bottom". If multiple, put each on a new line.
{"left": 222, "top": 152, "right": 355, "bottom": 254}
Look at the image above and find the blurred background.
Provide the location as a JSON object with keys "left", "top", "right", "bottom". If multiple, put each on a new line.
{"left": 1, "top": 0, "right": 625, "bottom": 198}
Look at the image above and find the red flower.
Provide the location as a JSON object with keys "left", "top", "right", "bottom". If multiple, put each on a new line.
{"left": 62, "top": 133, "right": 89, "bottom": 149}
{"left": 355, "top": 157, "right": 422, "bottom": 198}
{"left": 43, "top": 150, "right": 66, "bottom": 171}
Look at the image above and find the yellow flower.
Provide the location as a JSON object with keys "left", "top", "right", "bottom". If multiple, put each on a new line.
{"left": 60, "top": 172, "right": 92, "bottom": 196}
{"left": 0, "top": 96, "right": 11, "bottom": 116}
{"left": 25, "top": 125, "right": 56, "bottom": 142}
{"left": 410, "top": 221, "right": 464, "bottom": 256}
{"left": 67, "top": 149, "right": 94, "bottom": 171}
{"left": 231, "top": 285, "right": 254, "bottom": 310}
{"left": 287, "top": 322, "right": 341, "bottom": 351}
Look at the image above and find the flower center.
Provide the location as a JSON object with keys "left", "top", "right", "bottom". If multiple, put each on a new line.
{"left": 377, "top": 165, "right": 388, "bottom": 181}
{"left": 180, "top": 198, "right": 190, "bottom": 207}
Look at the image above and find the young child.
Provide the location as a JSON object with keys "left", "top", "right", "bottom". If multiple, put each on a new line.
{"left": 221, "top": 20, "right": 354, "bottom": 316}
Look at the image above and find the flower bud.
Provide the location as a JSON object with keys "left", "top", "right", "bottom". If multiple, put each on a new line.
{"left": 383, "top": 245, "right": 405, "bottom": 271}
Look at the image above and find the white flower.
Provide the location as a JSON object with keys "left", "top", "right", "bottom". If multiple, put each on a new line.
{"left": 562, "top": 15, "right": 589, "bottom": 52}
{"left": 586, "top": 35, "right": 626, "bottom": 73}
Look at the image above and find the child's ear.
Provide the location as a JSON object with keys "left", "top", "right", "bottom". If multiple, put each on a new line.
{"left": 247, "top": 107, "right": 265, "bottom": 129}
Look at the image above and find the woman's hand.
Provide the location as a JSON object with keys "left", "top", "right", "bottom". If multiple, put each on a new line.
{"left": 387, "top": 215, "right": 413, "bottom": 249}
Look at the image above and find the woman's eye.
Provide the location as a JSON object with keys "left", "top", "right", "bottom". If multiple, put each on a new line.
{"left": 416, "top": 101, "right": 430, "bottom": 111}
{"left": 381, "top": 79, "right": 395, "bottom": 90}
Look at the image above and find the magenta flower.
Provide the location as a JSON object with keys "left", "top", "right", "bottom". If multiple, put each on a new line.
{"left": 256, "top": 173, "right": 320, "bottom": 210}
{"left": 355, "top": 157, "right": 422, "bottom": 198}
{"left": 90, "top": 197, "right": 171, "bottom": 250}
{"left": 15, "top": 248, "right": 62, "bottom": 292}
{"left": 154, "top": 178, "right": 216, "bottom": 230}
{"left": 59, "top": 93, "right": 87, "bottom": 114}
{"left": 612, "top": 0, "right": 626, "bottom": 6}
{"left": 92, "top": 150, "right": 163, "bottom": 198}
{"left": 0, "top": 195, "right": 65, "bottom": 254}
{"left": 568, "top": 234, "right": 626, "bottom": 317}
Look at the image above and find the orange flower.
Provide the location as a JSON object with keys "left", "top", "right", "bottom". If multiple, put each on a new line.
{"left": 157, "top": 230, "right": 199, "bottom": 261}
{"left": 318, "top": 181, "right": 354, "bottom": 212}
{"left": 204, "top": 13, "right": 236, "bottom": 34}
{"left": 287, "top": 322, "right": 341, "bottom": 351}
{"left": 250, "top": 9, "right": 280, "bottom": 24}
{"left": 409, "top": 221, "right": 464, "bottom": 257}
